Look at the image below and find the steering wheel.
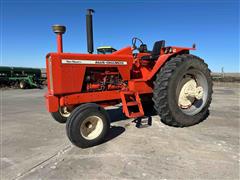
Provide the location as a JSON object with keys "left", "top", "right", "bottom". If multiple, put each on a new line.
{"left": 132, "top": 37, "right": 144, "bottom": 50}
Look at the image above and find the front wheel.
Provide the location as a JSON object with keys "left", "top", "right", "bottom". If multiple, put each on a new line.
{"left": 153, "top": 54, "right": 212, "bottom": 127}
{"left": 51, "top": 106, "right": 72, "bottom": 123}
{"left": 66, "top": 103, "right": 110, "bottom": 148}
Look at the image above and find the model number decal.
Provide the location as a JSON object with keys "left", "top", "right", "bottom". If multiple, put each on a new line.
{"left": 62, "top": 59, "right": 127, "bottom": 65}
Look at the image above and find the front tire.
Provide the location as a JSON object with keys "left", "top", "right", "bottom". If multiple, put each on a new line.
{"left": 152, "top": 54, "right": 212, "bottom": 127}
{"left": 66, "top": 103, "right": 110, "bottom": 148}
{"left": 51, "top": 106, "right": 72, "bottom": 123}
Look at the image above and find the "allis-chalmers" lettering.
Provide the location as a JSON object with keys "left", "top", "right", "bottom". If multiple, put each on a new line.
{"left": 62, "top": 59, "right": 127, "bottom": 65}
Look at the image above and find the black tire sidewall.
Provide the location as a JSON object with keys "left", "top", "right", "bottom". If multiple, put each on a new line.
{"left": 67, "top": 106, "right": 110, "bottom": 148}
{"left": 51, "top": 111, "right": 67, "bottom": 123}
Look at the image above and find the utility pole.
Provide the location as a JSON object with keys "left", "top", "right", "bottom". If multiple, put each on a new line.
{"left": 221, "top": 67, "right": 225, "bottom": 78}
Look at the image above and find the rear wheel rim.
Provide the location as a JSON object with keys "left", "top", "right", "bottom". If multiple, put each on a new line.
{"left": 176, "top": 69, "right": 209, "bottom": 116}
{"left": 20, "top": 82, "right": 24, "bottom": 88}
{"left": 80, "top": 116, "right": 104, "bottom": 140}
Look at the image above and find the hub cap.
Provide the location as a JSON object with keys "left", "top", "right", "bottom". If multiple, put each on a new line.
{"left": 19, "top": 82, "right": 24, "bottom": 88}
{"left": 59, "top": 106, "right": 71, "bottom": 118}
{"left": 178, "top": 79, "right": 203, "bottom": 108}
{"left": 176, "top": 70, "right": 209, "bottom": 116}
{"left": 80, "top": 116, "right": 104, "bottom": 140}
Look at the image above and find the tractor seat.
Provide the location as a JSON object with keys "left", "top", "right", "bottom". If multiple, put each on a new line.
{"left": 141, "top": 40, "right": 165, "bottom": 61}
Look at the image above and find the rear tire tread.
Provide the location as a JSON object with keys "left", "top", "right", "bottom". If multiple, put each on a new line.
{"left": 152, "top": 54, "right": 213, "bottom": 127}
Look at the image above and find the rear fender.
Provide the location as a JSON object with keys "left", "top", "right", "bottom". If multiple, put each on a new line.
{"left": 146, "top": 47, "right": 195, "bottom": 80}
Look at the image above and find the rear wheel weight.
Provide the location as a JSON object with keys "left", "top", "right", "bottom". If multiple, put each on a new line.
{"left": 66, "top": 103, "right": 110, "bottom": 148}
{"left": 152, "top": 54, "right": 213, "bottom": 127}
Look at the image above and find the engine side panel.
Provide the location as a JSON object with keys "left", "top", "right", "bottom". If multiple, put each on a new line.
{"left": 46, "top": 47, "right": 133, "bottom": 95}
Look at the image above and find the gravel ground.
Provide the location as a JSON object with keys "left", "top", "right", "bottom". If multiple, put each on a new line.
{"left": 1, "top": 83, "right": 239, "bottom": 180}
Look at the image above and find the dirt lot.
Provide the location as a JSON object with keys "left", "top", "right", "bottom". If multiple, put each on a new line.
{"left": 1, "top": 83, "right": 239, "bottom": 180}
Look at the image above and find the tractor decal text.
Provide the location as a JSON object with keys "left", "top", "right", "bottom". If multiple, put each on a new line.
{"left": 62, "top": 59, "right": 127, "bottom": 65}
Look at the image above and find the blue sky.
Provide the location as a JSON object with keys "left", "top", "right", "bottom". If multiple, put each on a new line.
{"left": 1, "top": 0, "right": 239, "bottom": 72}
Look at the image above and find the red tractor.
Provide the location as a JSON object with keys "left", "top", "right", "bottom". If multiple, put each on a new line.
{"left": 45, "top": 9, "right": 212, "bottom": 148}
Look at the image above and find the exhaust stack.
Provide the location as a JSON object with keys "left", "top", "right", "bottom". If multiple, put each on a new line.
{"left": 52, "top": 25, "right": 66, "bottom": 53}
{"left": 86, "top": 9, "right": 94, "bottom": 54}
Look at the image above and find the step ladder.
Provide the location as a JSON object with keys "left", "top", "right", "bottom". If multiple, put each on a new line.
{"left": 120, "top": 91, "right": 144, "bottom": 118}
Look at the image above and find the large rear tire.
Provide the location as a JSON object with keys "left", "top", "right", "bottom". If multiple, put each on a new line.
{"left": 66, "top": 103, "right": 110, "bottom": 148}
{"left": 152, "top": 54, "right": 212, "bottom": 127}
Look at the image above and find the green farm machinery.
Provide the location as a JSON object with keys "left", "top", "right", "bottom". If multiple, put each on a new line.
{"left": 0, "top": 66, "right": 46, "bottom": 89}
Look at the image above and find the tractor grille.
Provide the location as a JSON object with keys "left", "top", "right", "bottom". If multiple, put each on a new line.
{"left": 48, "top": 57, "right": 54, "bottom": 92}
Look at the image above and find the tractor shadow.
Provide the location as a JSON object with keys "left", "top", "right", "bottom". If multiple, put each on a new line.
{"left": 102, "top": 126, "right": 126, "bottom": 144}
{"left": 98, "top": 107, "right": 126, "bottom": 145}
{"left": 106, "top": 105, "right": 157, "bottom": 123}
{"left": 100, "top": 106, "right": 157, "bottom": 145}
{"left": 106, "top": 106, "right": 128, "bottom": 123}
